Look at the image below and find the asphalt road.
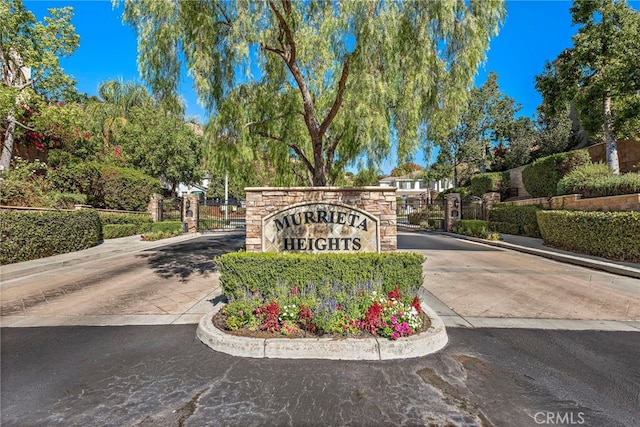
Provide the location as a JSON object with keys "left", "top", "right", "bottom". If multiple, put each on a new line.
{"left": 2, "top": 326, "right": 638, "bottom": 427}
{"left": 1, "top": 231, "right": 639, "bottom": 426}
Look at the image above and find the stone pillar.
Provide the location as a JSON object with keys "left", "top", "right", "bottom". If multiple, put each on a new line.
{"left": 147, "top": 193, "right": 163, "bottom": 222}
{"left": 183, "top": 194, "right": 199, "bottom": 233}
{"left": 444, "top": 193, "right": 461, "bottom": 232}
{"left": 482, "top": 192, "right": 501, "bottom": 221}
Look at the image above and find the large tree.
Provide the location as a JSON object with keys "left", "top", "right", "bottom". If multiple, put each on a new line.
{"left": 536, "top": 0, "right": 640, "bottom": 174}
{"left": 119, "top": 0, "right": 504, "bottom": 186}
{"left": 431, "top": 71, "right": 518, "bottom": 183}
{"left": 0, "top": 0, "right": 79, "bottom": 171}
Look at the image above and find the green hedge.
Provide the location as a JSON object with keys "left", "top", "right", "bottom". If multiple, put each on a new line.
{"left": 102, "top": 221, "right": 183, "bottom": 239}
{"left": 98, "top": 212, "right": 153, "bottom": 225}
{"left": 488, "top": 204, "right": 543, "bottom": 238}
{"left": 537, "top": 210, "right": 640, "bottom": 263}
{"left": 522, "top": 150, "right": 591, "bottom": 197}
{"left": 470, "top": 172, "right": 510, "bottom": 200}
{"left": 557, "top": 163, "right": 640, "bottom": 198}
{"left": 93, "top": 165, "right": 160, "bottom": 211}
{"left": 0, "top": 210, "right": 102, "bottom": 264}
{"left": 216, "top": 252, "right": 425, "bottom": 300}
{"left": 452, "top": 219, "right": 490, "bottom": 238}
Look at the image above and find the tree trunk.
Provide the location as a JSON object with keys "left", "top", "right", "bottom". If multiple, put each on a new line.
{"left": 0, "top": 112, "right": 17, "bottom": 173}
{"left": 603, "top": 92, "right": 620, "bottom": 174}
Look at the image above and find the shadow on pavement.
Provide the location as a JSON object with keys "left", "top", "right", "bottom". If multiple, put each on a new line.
{"left": 137, "top": 233, "right": 245, "bottom": 281}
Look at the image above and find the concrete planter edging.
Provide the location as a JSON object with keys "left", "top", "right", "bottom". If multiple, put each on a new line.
{"left": 196, "top": 301, "right": 448, "bottom": 360}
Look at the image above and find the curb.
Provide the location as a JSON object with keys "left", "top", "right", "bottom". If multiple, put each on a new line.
{"left": 438, "top": 232, "right": 640, "bottom": 280}
{"left": 196, "top": 302, "right": 448, "bottom": 360}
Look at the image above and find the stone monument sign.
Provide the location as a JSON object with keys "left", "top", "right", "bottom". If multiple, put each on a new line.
{"left": 263, "top": 202, "right": 380, "bottom": 253}
{"left": 245, "top": 187, "right": 397, "bottom": 253}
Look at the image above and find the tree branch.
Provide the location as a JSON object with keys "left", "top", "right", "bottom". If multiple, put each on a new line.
{"left": 251, "top": 129, "right": 315, "bottom": 174}
{"left": 318, "top": 57, "right": 350, "bottom": 137}
{"left": 243, "top": 113, "right": 292, "bottom": 129}
{"left": 268, "top": 0, "right": 296, "bottom": 64}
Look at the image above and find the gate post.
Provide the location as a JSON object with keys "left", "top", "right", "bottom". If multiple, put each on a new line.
{"left": 183, "top": 194, "right": 200, "bottom": 233}
{"left": 444, "top": 193, "right": 461, "bottom": 232}
{"left": 148, "top": 193, "right": 163, "bottom": 222}
{"left": 482, "top": 192, "right": 501, "bottom": 222}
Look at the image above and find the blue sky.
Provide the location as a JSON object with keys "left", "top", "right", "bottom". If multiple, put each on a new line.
{"left": 23, "top": 0, "right": 639, "bottom": 171}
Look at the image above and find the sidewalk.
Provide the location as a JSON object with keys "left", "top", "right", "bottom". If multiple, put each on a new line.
{"left": 450, "top": 232, "right": 640, "bottom": 279}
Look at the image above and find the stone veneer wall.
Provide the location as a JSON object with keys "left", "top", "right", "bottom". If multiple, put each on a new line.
{"left": 245, "top": 187, "right": 397, "bottom": 252}
{"left": 499, "top": 193, "right": 640, "bottom": 212}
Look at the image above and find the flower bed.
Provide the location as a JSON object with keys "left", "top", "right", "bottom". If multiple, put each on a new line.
{"left": 215, "top": 281, "right": 430, "bottom": 340}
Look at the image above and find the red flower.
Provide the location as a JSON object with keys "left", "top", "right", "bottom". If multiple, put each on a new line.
{"left": 362, "top": 301, "right": 383, "bottom": 334}
{"left": 387, "top": 285, "right": 401, "bottom": 300}
{"left": 411, "top": 296, "right": 422, "bottom": 314}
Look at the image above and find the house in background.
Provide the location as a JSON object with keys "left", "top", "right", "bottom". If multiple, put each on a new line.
{"left": 379, "top": 171, "right": 453, "bottom": 208}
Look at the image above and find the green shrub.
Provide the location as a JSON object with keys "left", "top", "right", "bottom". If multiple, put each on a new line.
{"left": 487, "top": 221, "right": 520, "bottom": 235}
{"left": 98, "top": 212, "right": 153, "bottom": 225}
{"left": 470, "top": 172, "right": 510, "bottom": 200}
{"left": 452, "top": 219, "right": 489, "bottom": 238}
{"left": 522, "top": 150, "right": 591, "bottom": 197}
{"left": 150, "top": 221, "right": 183, "bottom": 233}
{"left": 102, "top": 220, "right": 183, "bottom": 239}
{"left": 438, "top": 187, "right": 472, "bottom": 202}
{"left": 487, "top": 204, "right": 543, "bottom": 237}
{"left": 216, "top": 252, "right": 424, "bottom": 300}
{"left": 537, "top": 210, "right": 640, "bottom": 263}
{"left": 0, "top": 210, "right": 102, "bottom": 264}
{"left": 93, "top": 165, "right": 160, "bottom": 211}
{"left": 557, "top": 163, "right": 640, "bottom": 198}
{"left": 102, "top": 224, "right": 143, "bottom": 239}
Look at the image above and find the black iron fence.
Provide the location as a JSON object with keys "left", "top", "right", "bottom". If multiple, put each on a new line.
{"left": 198, "top": 198, "right": 245, "bottom": 230}
{"left": 161, "top": 197, "right": 183, "bottom": 222}
{"left": 398, "top": 200, "right": 446, "bottom": 230}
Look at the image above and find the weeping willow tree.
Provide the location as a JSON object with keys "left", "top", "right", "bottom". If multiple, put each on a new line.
{"left": 119, "top": 0, "right": 504, "bottom": 186}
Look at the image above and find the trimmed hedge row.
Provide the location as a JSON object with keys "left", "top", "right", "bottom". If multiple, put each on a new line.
{"left": 522, "top": 150, "right": 591, "bottom": 197}
{"left": 488, "top": 204, "right": 542, "bottom": 238}
{"left": 537, "top": 210, "right": 640, "bottom": 263}
{"left": 0, "top": 210, "right": 102, "bottom": 264}
{"left": 103, "top": 221, "right": 183, "bottom": 239}
{"left": 452, "top": 219, "right": 490, "bottom": 238}
{"left": 216, "top": 252, "right": 425, "bottom": 300}
{"left": 98, "top": 212, "right": 153, "bottom": 225}
{"left": 557, "top": 163, "right": 640, "bottom": 198}
{"left": 470, "top": 172, "right": 510, "bottom": 200}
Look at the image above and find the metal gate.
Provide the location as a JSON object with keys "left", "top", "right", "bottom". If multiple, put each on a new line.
{"left": 461, "top": 196, "right": 485, "bottom": 220}
{"left": 198, "top": 198, "right": 245, "bottom": 230}
{"left": 397, "top": 199, "right": 446, "bottom": 230}
{"left": 161, "top": 197, "right": 183, "bottom": 222}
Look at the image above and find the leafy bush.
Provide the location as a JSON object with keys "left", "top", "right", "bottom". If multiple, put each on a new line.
{"left": 452, "top": 219, "right": 495, "bottom": 239}
{"left": 557, "top": 163, "right": 640, "bottom": 198}
{"left": 150, "top": 221, "right": 183, "bottom": 233}
{"left": 438, "top": 187, "right": 472, "bottom": 201}
{"left": 0, "top": 210, "right": 102, "bottom": 264}
{"left": 537, "top": 210, "right": 640, "bottom": 263}
{"left": 470, "top": 172, "right": 510, "bottom": 200}
{"left": 92, "top": 165, "right": 160, "bottom": 211}
{"left": 216, "top": 252, "right": 424, "bottom": 301}
{"left": 98, "top": 212, "right": 152, "bottom": 225}
{"left": 487, "top": 203, "right": 542, "bottom": 238}
{"left": 0, "top": 158, "right": 86, "bottom": 209}
{"left": 522, "top": 150, "right": 591, "bottom": 197}
{"left": 102, "top": 220, "right": 182, "bottom": 239}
